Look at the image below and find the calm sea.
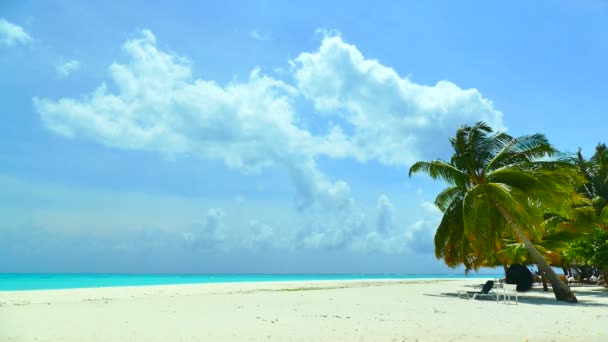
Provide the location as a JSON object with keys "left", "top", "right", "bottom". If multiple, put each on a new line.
{"left": 0, "top": 273, "right": 501, "bottom": 291}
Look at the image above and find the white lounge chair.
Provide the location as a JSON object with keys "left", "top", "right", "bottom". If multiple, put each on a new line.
{"left": 458, "top": 280, "right": 498, "bottom": 301}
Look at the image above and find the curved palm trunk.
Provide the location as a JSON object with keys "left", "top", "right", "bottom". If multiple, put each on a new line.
{"left": 496, "top": 205, "right": 577, "bottom": 303}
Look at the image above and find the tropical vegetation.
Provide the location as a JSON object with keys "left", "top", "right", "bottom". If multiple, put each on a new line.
{"left": 408, "top": 121, "right": 608, "bottom": 303}
{"left": 562, "top": 143, "right": 608, "bottom": 282}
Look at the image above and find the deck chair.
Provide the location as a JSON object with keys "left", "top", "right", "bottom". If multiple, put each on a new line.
{"left": 458, "top": 280, "right": 497, "bottom": 301}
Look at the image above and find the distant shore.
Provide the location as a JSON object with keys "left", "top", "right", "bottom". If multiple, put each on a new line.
{"left": 1, "top": 279, "right": 606, "bottom": 341}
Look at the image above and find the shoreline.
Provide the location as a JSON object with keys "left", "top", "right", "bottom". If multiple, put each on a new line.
{"left": 0, "top": 273, "right": 502, "bottom": 292}
{"left": 2, "top": 279, "right": 606, "bottom": 341}
{"left": 0, "top": 278, "right": 461, "bottom": 298}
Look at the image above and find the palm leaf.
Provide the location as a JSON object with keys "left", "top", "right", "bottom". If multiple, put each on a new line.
{"left": 434, "top": 186, "right": 464, "bottom": 213}
{"left": 409, "top": 160, "right": 468, "bottom": 186}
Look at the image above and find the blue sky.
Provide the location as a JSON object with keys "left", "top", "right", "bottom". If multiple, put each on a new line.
{"left": 1, "top": 1, "right": 607, "bottom": 273}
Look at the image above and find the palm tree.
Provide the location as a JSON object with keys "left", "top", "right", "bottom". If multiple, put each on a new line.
{"left": 565, "top": 143, "right": 608, "bottom": 282}
{"left": 409, "top": 121, "right": 581, "bottom": 302}
{"left": 576, "top": 143, "right": 608, "bottom": 226}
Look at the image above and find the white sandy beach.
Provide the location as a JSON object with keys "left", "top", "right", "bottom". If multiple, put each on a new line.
{"left": 1, "top": 279, "right": 607, "bottom": 342}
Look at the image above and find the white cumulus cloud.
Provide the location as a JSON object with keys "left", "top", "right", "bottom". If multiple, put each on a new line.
{"left": 0, "top": 18, "right": 32, "bottom": 46}
{"left": 292, "top": 34, "right": 504, "bottom": 165}
{"left": 33, "top": 29, "right": 504, "bottom": 254}
{"left": 56, "top": 59, "right": 81, "bottom": 77}
{"left": 33, "top": 30, "right": 355, "bottom": 212}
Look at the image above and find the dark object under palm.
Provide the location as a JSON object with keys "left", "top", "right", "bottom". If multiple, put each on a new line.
{"left": 506, "top": 264, "right": 534, "bottom": 292}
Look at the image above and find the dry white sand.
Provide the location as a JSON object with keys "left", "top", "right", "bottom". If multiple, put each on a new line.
{"left": 1, "top": 279, "right": 607, "bottom": 341}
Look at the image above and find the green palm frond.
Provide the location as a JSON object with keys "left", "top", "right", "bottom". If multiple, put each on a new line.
{"left": 487, "top": 168, "right": 550, "bottom": 192}
{"left": 577, "top": 143, "right": 608, "bottom": 201}
{"left": 408, "top": 160, "right": 468, "bottom": 186}
{"left": 600, "top": 206, "right": 608, "bottom": 225}
{"left": 434, "top": 198, "right": 465, "bottom": 261}
{"left": 497, "top": 242, "right": 532, "bottom": 265}
{"left": 484, "top": 134, "right": 556, "bottom": 173}
{"left": 462, "top": 184, "right": 489, "bottom": 236}
{"left": 434, "top": 186, "right": 464, "bottom": 213}
{"left": 542, "top": 231, "right": 584, "bottom": 244}
{"left": 485, "top": 182, "right": 541, "bottom": 228}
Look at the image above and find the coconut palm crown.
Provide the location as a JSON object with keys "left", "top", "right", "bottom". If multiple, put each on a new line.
{"left": 577, "top": 143, "right": 608, "bottom": 223}
{"left": 409, "top": 121, "right": 581, "bottom": 302}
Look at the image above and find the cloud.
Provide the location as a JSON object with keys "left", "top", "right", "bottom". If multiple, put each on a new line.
{"left": 249, "top": 29, "right": 271, "bottom": 41}
{"left": 405, "top": 201, "right": 442, "bottom": 253}
{"left": 182, "top": 208, "right": 226, "bottom": 251}
{"left": 291, "top": 34, "right": 504, "bottom": 165}
{"left": 33, "top": 29, "right": 504, "bottom": 254}
{"left": 244, "top": 219, "right": 278, "bottom": 250}
{"left": 376, "top": 194, "right": 394, "bottom": 235}
{"left": 0, "top": 18, "right": 32, "bottom": 46}
{"left": 362, "top": 195, "right": 439, "bottom": 254}
{"left": 0, "top": 173, "right": 290, "bottom": 255}
{"left": 33, "top": 30, "right": 353, "bottom": 224}
{"left": 314, "top": 28, "right": 341, "bottom": 40}
{"left": 35, "top": 30, "right": 303, "bottom": 166}
{"left": 0, "top": 221, "right": 454, "bottom": 273}
{"left": 295, "top": 180, "right": 366, "bottom": 251}
{"left": 1, "top": 172, "right": 444, "bottom": 267}
{"left": 358, "top": 194, "right": 402, "bottom": 253}
{"left": 56, "top": 59, "right": 81, "bottom": 77}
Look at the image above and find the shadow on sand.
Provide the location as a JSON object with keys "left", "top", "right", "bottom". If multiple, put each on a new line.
{"left": 424, "top": 286, "right": 608, "bottom": 307}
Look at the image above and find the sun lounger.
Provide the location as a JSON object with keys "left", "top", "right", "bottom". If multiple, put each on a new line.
{"left": 458, "top": 280, "right": 497, "bottom": 301}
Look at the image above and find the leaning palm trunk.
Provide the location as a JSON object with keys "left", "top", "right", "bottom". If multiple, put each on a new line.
{"left": 497, "top": 205, "right": 577, "bottom": 302}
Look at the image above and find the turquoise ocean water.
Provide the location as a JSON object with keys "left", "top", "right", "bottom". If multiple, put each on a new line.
{"left": 0, "top": 273, "right": 501, "bottom": 291}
